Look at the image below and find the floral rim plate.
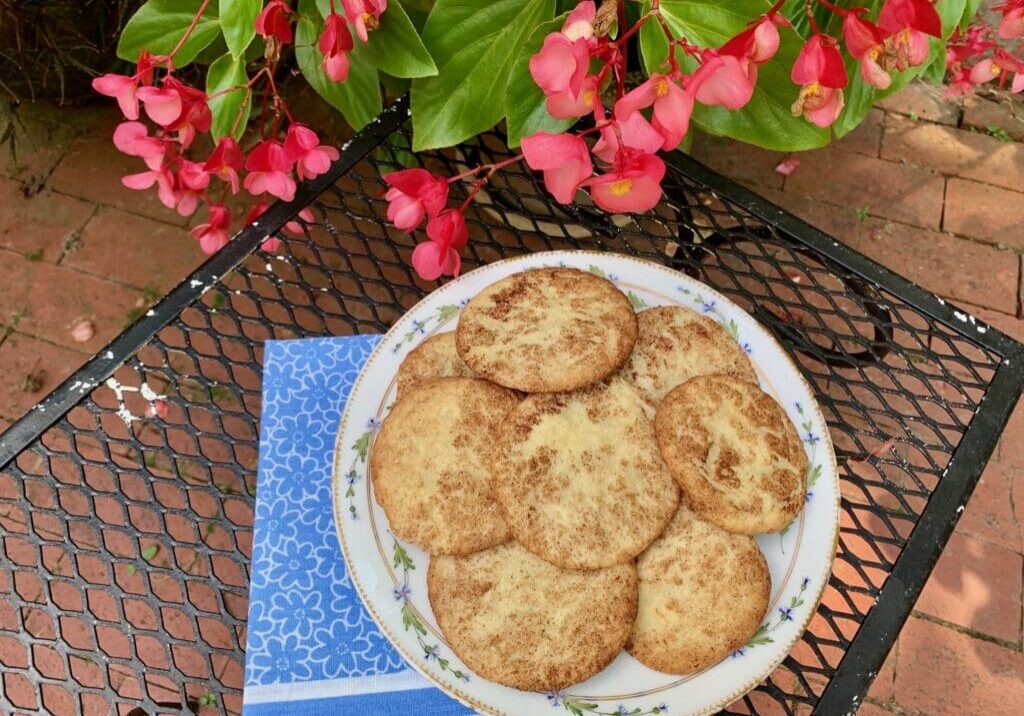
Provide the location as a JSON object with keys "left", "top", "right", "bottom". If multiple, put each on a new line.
{"left": 332, "top": 251, "right": 839, "bottom": 716}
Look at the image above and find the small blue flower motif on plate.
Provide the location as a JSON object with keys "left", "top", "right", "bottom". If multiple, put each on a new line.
{"left": 794, "top": 401, "right": 802, "bottom": 412}
{"left": 702, "top": 300, "right": 716, "bottom": 313}
{"left": 677, "top": 286, "right": 691, "bottom": 295}
{"left": 732, "top": 647, "right": 747, "bottom": 658}
{"left": 393, "top": 584, "right": 411, "bottom": 603}
{"left": 458, "top": 297, "right": 470, "bottom": 308}
{"left": 346, "top": 470, "right": 359, "bottom": 486}
{"left": 805, "top": 491, "right": 814, "bottom": 503}
{"left": 742, "top": 342, "right": 753, "bottom": 354}
{"left": 412, "top": 319, "right": 427, "bottom": 335}
{"left": 607, "top": 273, "right": 620, "bottom": 283}
{"left": 423, "top": 644, "right": 439, "bottom": 661}
{"left": 546, "top": 690, "right": 566, "bottom": 707}
{"left": 367, "top": 417, "right": 381, "bottom": 433}
{"left": 778, "top": 606, "right": 794, "bottom": 622}
{"left": 615, "top": 705, "right": 630, "bottom": 716}
{"left": 801, "top": 576, "right": 810, "bottom": 590}
{"left": 804, "top": 431, "right": 820, "bottom": 445}
{"left": 655, "top": 704, "right": 669, "bottom": 714}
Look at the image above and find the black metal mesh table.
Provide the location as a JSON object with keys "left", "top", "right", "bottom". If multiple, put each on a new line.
{"left": 2, "top": 97, "right": 1022, "bottom": 716}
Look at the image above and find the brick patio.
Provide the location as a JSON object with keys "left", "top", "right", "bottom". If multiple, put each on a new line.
{"left": 1, "top": 83, "right": 1023, "bottom": 713}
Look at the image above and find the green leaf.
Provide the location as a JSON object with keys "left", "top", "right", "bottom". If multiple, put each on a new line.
{"left": 206, "top": 54, "right": 251, "bottom": 141}
{"left": 587, "top": 265, "right": 607, "bottom": 278}
{"left": 141, "top": 544, "right": 160, "bottom": 561}
{"left": 627, "top": 291, "right": 648, "bottom": 310}
{"left": 220, "top": 0, "right": 261, "bottom": 59}
{"left": 117, "top": 0, "right": 221, "bottom": 68}
{"left": 411, "top": 0, "right": 556, "bottom": 151}
{"left": 437, "top": 304, "right": 461, "bottom": 321}
{"left": 506, "top": 13, "right": 578, "bottom": 147}
{"left": 352, "top": 431, "right": 372, "bottom": 461}
{"left": 960, "top": 0, "right": 984, "bottom": 30}
{"left": 316, "top": 0, "right": 437, "bottom": 78}
{"left": 296, "top": 0, "right": 382, "bottom": 130}
{"left": 645, "top": 0, "right": 830, "bottom": 151}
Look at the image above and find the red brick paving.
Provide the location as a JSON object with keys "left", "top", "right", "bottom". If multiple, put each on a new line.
{"left": 1, "top": 83, "right": 1024, "bottom": 715}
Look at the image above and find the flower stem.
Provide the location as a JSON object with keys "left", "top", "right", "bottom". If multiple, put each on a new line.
{"left": 167, "top": 0, "right": 213, "bottom": 64}
{"left": 804, "top": 0, "right": 821, "bottom": 34}
{"left": 816, "top": 0, "right": 850, "bottom": 17}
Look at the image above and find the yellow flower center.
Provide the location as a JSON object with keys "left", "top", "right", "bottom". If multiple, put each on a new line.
{"left": 583, "top": 89, "right": 596, "bottom": 106}
{"left": 610, "top": 179, "right": 633, "bottom": 196}
{"left": 655, "top": 78, "right": 669, "bottom": 98}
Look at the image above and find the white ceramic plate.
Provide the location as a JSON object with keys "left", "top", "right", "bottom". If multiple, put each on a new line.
{"left": 333, "top": 251, "right": 839, "bottom": 716}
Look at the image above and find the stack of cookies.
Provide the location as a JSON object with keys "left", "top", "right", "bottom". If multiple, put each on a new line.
{"left": 370, "top": 267, "right": 808, "bottom": 691}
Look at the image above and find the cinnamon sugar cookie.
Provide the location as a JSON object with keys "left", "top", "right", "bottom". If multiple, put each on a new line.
{"left": 655, "top": 374, "right": 807, "bottom": 534}
{"left": 428, "top": 542, "right": 638, "bottom": 691}
{"left": 456, "top": 268, "right": 637, "bottom": 392}
{"left": 493, "top": 377, "right": 679, "bottom": 569}
{"left": 370, "top": 377, "right": 517, "bottom": 554}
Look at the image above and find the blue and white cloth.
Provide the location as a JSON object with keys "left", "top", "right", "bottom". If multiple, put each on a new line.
{"left": 244, "top": 336, "right": 474, "bottom": 715}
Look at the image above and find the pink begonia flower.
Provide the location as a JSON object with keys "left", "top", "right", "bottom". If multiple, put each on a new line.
{"left": 1013, "top": 71, "right": 1024, "bottom": 93}
{"left": 969, "top": 58, "right": 1001, "bottom": 85}
{"left": 93, "top": 74, "right": 140, "bottom": 120}
{"left": 585, "top": 148, "right": 665, "bottom": 214}
{"left": 614, "top": 73, "right": 694, "bottom": 150}
{"left": 174, "top": 159, "right": 210, "bottom": 216}
{"left": 343, "top": 0, "right": 387, "bottom": 43}
{"left": 546, "top": 75, "right": 600, "bottom": 119}
{"left": 244, "top": 140, "right": 297, "bottom": 201}
{"left": 284, "top": 124, "right": 340, "bottom": 180}
{"left": 113, "top": 122, "right": 166, "bottom": 170}
{"left": 123, "top": 167, "right": 176, "bottom": 209}
{"left": 255, "top": 0, "right": 294, "bottom": 44}
{"left": 530, "top": 33, "right": 593, "bottom": 99}
{"left": 427, "top": 209, "right": 469, "bottom": 250}
{"left": 721, "top": 3, "right": 788, "bottom": 65}
{"left": 414, "top": 207, "right": 467, "bottom": 279}
{"left": 136, "top": 85, "right": 182, "bottom": 127}
{"left": 999, "top": 4, "right": 1024, "bottom": 39}
{"left": 191, "top": 204, "right": 232, "bottom": 254}
{"left": 204, "top": 137, "right": 244, "bottom": 194}
{"left": 692, "top": 51, "right": 757, "bottom": 110}
{"left": 521, "top": 131, "right": 592, "bottom": 204}
{"left": 412, "top": 238, "right": 461, "bottom": 280}
{"left": 562, "top": 0, "right": 596, "bottom": 41}
{"left": 382, "top": 168, "right": 449, "bottom": 231}
{"left": 162, "top": 77, "right": 211, "bottom": 148}
{"left": 790, "top": 34, "right": 848, "bottom": 128}
{"left": 319, "top": 12, "right": 354, "bottom": 82}
{"left": 592, "top": 109, "right": 663, "bottom": 164}
{"left": 246, "top": 203, "right": 314, "bottom": 251}
{"left": 877, "top": 0, "right": 941, "bottom": 71}
{"left": 843, "top": 11, "right": 893, "bottom": 90}
{"left": 529, "top": 1, "right": 596, "bottom": 101}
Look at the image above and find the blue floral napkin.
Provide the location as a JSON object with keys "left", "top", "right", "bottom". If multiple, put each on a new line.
{"left": 243, "top": 336, "right": 473, "bottom": 715}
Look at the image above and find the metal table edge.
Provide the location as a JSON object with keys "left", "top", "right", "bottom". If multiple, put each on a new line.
{"left": 812, "top": 354, "right": 1024, "bottom": 715}
{"left": 0, "top": 98, "right": 411, "bottom": 470}
{"left": 665, "top": 150, "right": 1024, "bottom": 361}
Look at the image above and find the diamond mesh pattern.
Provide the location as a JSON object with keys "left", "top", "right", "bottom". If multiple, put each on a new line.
{"left": 0, "top": 118, "right": 1013, "bottom": 716}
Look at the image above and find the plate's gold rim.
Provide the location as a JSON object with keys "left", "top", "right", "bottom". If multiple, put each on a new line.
{"left": 331, "top": 250, "right": 841, "bottom": 716}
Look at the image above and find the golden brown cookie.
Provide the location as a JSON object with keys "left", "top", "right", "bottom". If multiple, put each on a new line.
{"left": 370, "top": 377, "right": 516, "bottom": 554}
{"left": 626, "top": 505, "right": 770, "bottom": 674}
{"left": 456, "top": 268, "right": 638, "bottom": 392}
{"left": 654, "top": 374, "right": 807, "bottom": 534}
{"left": 428, "top": 542, "right": 638, "bottom": 691}
{"left": 493, "top": 377, "right": 679, "bottom": 569}
{"left": 622, "top": 306, "right": 757, "bottom": 407}
{"left": 395, "top": 332, "right": 474, "bottom": 397}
